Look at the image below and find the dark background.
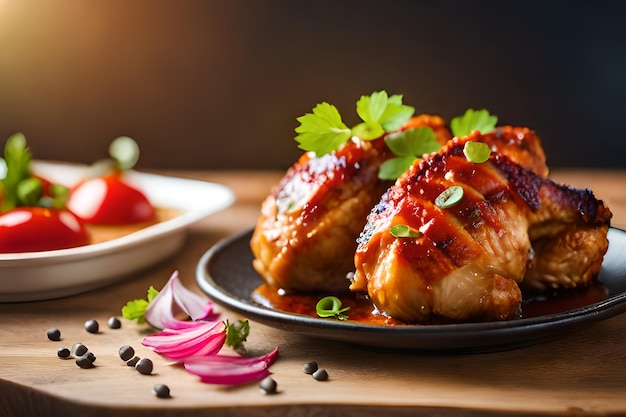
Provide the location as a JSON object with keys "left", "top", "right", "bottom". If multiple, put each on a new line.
{"left": 1, "top": 0, "right": 625, "bottom": 171}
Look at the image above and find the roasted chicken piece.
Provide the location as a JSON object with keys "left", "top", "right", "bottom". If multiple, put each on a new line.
{"left": 351, "top": 135, "right": 611, "bottom": 323}
{"left": 250, "top": 115, "right": 451, "bottom": 292}
{"left": 480, "top": 126, "right": 549, "bottom": 178}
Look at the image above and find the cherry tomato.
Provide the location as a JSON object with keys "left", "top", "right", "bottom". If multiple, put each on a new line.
{"left": 0, "top": 207, "right": 90, "bottom": 253}
{"left": 67, "top": 173, "right": 156, "bottom": 225}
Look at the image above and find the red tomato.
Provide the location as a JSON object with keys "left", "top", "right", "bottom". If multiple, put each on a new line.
{"left": 0, "top": 207, "right": 90, "bottom": 253}
{"left": 67, "top": 173, "right": 156, "bottom": 225}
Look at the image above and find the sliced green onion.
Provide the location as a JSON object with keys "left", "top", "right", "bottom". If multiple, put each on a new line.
{"left": 390, "top": 224, "right": 421, "bottom": 238}
{"left": 435, "top": 185, "right": 464, "bottom": 208}
{"left": 315, "top": 296, "right": 350, "bottom": 320}
{"left": 463, "top": 141, "right": 491, "bottom": 163}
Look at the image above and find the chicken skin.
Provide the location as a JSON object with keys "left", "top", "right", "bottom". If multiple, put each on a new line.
{"left": 351, "top": 135, "right": 611, "bottom": 323}
{"left": 250, "top": 115, "right": 451, "bottom": 292}
{"left": 479, "top": 125, "right": 549, "bottom": 178}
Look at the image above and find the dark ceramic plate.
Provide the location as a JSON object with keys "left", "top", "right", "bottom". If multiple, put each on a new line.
{"left": 196, "top": 227, "right": 626, "bottom": 353}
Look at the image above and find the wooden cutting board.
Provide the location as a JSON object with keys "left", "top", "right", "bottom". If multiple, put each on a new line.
{"left": 1, "top": 170, "right": 626, "bottom": 417}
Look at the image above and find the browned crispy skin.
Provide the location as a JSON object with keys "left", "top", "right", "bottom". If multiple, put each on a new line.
{"left": 481, "top": 126, "right": 549, "bottom": 178}
{"left": 250, "top": 115, "right": 451, "bottom": 292}
{"left": 351, "top": 136, "right": 611, "bottom": 324}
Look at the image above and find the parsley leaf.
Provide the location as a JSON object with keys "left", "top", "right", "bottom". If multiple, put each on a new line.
{"left": 121, "top": 285, "right": 159, "bottom": 324}
{"left": 1, "top": 133, "right": 33, "bottom": 212}
{"left": 378, "top": 126, "right": 441, "bottom": 180}
{"left": 450, "top": 108, "right": 498, "bottom": 137}
{"left": 294, "top": 91, "right": 414, "bottom": 156}
{"left": 0, "top": 133, "right": 73, "bottom": 212}
{"left": 295, "top": 102, "right": 351, "bottom": 155}
{"left": 121, "top": 299, "right": 150, "bottom": 323}
{"left": 353, "top": 91, "right": 415, "bottom": 139}
{"left": 225, "top": 319, "right": 250, "bottom": 354}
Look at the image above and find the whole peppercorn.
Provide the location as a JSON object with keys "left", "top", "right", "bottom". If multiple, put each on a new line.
{"left": 135, "top": 358, "right": 154, "bottom": 375}
{"left": 107, "top": 317, "right": 122, "bottom": 329}
{"left": 312, "top": 368, "right": 329, "bottom": 381}
{"left": 46, "top": 328, "right": 61, "bottom": 341}
{"left": 259, "top": 376, "right": 278, "bottom": 395}
{"left": 76, "top": 354, "right": 94, "bottom": 369}
{"left": 84, "top": 319, "right": 99, "bottom": 334}
{"left": 71, "top": 343, "right": 88, "bottom": 357}
{"left": 57, "top": 347, "right": 71, "bottom": 359}
{"left": 153, "top": 384, "right": 171, "bottom": 398}
{"left": 85, "top": 351, "right": 96, "bottom": 363}
{"left": 118, "top": 345, "right": 135, "bottom": 362}
{"left": 303, "top": 361, "right": 318, "bottom": 375}
{"left": 126, "top": 356, "right": 140, "bottom": 367}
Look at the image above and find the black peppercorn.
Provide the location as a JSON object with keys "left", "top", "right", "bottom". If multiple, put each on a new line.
{"left": 153, "top": 384, "right": 171, "bottom": 398}
{"left": 107, "top": 317, "right": 122, "bottom": 329}
{"left": 119, "top": 345, "right": 135, "bottom": 362}
{"left": 135, "top": 358, "right": 153, "bottom": 375}
{"left": 84, "top": 319, "right": 99, "bottom": 334}
{"left": 76, "top": 354, "right": 94, "bottom": 369}
{"left": 57, "top": 347, "right": 71, "bottom": 359}
{"left": 46, "top": 328, "right": 61, "bottom": 341}
{"left": 71, "top": 343, "right": 88, "bottom": 357}
{"left": 126, "top": 356, "right": 140, "bottom": 367}
{"left": 303, "top": 361, "right": 318, "bottom": 374}
{"left": 259, "top": 376, "right": 278, "bottom": 394}
{"left": 312, "top": 368, "right": 329, "bottom": 381}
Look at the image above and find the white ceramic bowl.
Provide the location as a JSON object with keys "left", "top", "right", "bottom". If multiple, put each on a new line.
{"left": 0, "top": 161, "right": 234, "bottom": 302}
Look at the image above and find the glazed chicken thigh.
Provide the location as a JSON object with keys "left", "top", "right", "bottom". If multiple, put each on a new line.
{"left": 351, "top": 136, "right": 611, "bottom": 323}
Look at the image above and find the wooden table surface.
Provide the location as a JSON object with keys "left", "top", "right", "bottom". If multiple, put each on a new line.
{"left": 1, "top": 169, "right": 625, "bottom": 417}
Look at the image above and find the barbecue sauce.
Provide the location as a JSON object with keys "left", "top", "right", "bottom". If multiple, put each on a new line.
{"left": 252, "top": 281, "right": 608, "bottom": 325}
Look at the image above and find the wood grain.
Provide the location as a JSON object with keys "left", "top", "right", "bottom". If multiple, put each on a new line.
{"left": 1, "top": 170, "right": 625, "bottom": 417}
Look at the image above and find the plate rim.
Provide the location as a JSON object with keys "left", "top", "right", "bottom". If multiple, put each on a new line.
{"left": 0, "top": 161, "right": 235, "bottom": 301}
{"left": 0, "top": 163, "right": 235, "bottom": 264}
{"left": 196, "top": 227, "right": 626, "bottom": 350}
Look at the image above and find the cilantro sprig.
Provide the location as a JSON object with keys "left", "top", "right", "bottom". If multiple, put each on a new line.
{"left": 295, "top": 90, "right": 415, "bottom": 156}
{"left": 450, "top": 108, "right": 498, "bottom": 137}
{"left": 0, "top": 133, "right": 70, "bottom": 212}
{"left": 225, "top": 319, "right": 250, "bottom": 354}
{"left": 295, "top": 92, "right": 499, "bottom": 181}
{"left": 379, "top": 127, "right": 442, "bottom": 180}
{"left": 121, "top": 285, "right": 159, "bottom": 324}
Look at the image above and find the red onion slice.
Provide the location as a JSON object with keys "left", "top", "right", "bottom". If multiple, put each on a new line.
{"left": 144, "top": 271, "right": 217, "bottom": 330}
{"left": 142, "top": 321, "right": 226, "bottom": 360}
{"left": 184, "top": 347, "right": 280, "bottom": 385}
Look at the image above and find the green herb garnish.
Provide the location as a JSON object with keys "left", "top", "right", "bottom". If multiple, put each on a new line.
{"left": 295, "top": 90, "right": 414, "bottom": 156}
{"left": 450, "top": 109, "right": 498, "bottom": 137}
{"left": 463, "top": 141, "right": 491, "bottom": 163}
{"left": 435, "top": 185, "right": 464, "bottom": 208}
{"left": 294, "top": 102, "right": 352, "bottom": 156}
{"left": 109, "top": 136, "right": 140, "bottom": 171}
{"left": 225, "top": 319, "right": 250, "bottom": 354}
{"left": 121, "top": 285, "right": 159, "bottom": 324}
{"left": 316, "top": 296, "right": 350, "bottom": 321}
{"left": 0, "top": 133, "right": 70, "bottom": 212}
{"left": 379, "top": 126, "right": 442, "bottom": 180}
{"left": 1, "top": 133, "right": 33, "bottom": 212}
{"left": 352, "top": 91, "right": 415, "bottom": 139}
{"left": 390, "top": 224, "right": 422, "bottom": 238}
